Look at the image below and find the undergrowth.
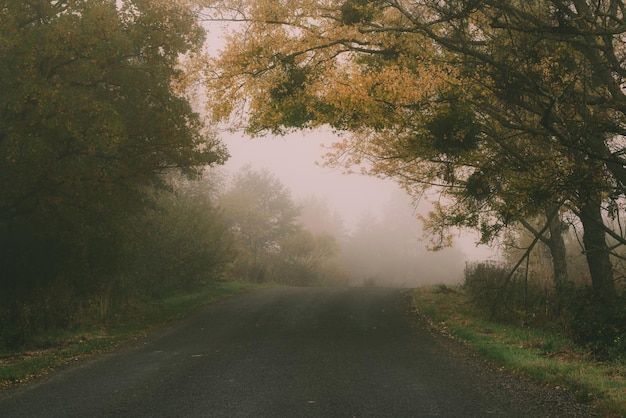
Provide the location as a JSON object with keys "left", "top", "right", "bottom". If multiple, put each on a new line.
{"left": 0, "top": 281, "right": 260, "bottom": 388}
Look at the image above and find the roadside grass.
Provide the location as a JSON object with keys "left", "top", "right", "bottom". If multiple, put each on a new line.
{"left": 412, "top": 285, "right": 626, "bottom": 418}
{"left": 0, "top": 280, "right": 264, "bottom": 389}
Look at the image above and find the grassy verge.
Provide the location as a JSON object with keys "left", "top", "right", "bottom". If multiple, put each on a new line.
{"left": 411, "top": 285, "right": 626, "bottom": 417}
{"left": 0, "top": 281, "right": 263, "bottom": 389}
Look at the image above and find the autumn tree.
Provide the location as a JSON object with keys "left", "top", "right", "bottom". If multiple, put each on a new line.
{"left": 200, "top": 0, "right": 572, "bottom": 287}
{"left": 200, "top": 0, "right": 626, "bottom": 305}
{"left": 392, "top": 0, "right": 625, "bottom": 305}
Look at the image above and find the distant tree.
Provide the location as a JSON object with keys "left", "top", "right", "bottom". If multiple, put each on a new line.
{"left": 297, "top": 196, "right": 346, "bottom": 237}
{"left": 218, "top": 167, "right": 349, "bottom": 285}
{"left": 276, "top": 229, "right": 347, "bottom": 286}
{"left": 219, "top": 166, "right": 300, "bottom": 281}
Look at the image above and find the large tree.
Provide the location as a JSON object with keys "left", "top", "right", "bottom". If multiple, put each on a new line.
{"left": 1, "top": 0, "right": 225, "bottom": 224}
{"left": 390, "top": 0, "right": 624, "bottom": 304}
{"left": 0, "top": 0, "right": 227, "bottom": 317}
{"left": 201, "top": 0, "right": 625, "bottom": 304}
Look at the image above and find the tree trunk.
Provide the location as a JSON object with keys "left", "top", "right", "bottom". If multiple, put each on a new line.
{"left": 546, "top": 207, "right": 569, "bottom": 294}
{"left": 544, "top": 206, "right": 570, "bottom": 301}
{"left": 579, "top": 195, "right": 616, "bottom": 305}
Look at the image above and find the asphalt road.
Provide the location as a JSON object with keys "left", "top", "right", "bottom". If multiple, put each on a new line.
{"left": 0, "top": 287, "right": 594, "bottom": 417}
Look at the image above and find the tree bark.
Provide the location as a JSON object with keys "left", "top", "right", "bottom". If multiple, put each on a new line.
{"left": 544, "top": 205, "right": 570, "bottom": 297}
{"left": 579, "top": 195, "right": 616, "bottom": 305}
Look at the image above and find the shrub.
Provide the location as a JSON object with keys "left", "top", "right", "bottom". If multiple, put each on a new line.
{"left": 566, "top": 289, "right": 626, "bottom": 360}
{"left": 464, "top": 261, "right": 550, "bottom": 323}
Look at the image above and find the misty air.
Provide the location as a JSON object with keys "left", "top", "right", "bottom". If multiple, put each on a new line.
{"left": 1, "top": 1, "right": 624, "bottom": 417}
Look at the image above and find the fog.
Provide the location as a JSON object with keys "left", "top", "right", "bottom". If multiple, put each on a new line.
{"left": 220, "top": 131, "right": 497, "bottom": 287}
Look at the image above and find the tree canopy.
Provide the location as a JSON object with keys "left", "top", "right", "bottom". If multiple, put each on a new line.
{"left": 201, "top": 0, "right": 626, "bottom": 304}
{"left": 0, "top": 0, "right": 226, "bottom": 227}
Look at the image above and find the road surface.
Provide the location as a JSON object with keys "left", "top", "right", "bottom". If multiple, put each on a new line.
{"left": 0, "top": 287, "right": 594, "bottom": 417}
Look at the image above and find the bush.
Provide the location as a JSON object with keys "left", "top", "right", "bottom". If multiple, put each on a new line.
{"left": 566, "top": 289, "right": 626, "bottom": 360}
{"left": 464, "top": 261, "right": 550, "bottom": 323}
{"left": 0, "top": 178, "right": 236, "bottom": 350}
{"left": 464, "top": 262, "right": 626, "bottom": 361}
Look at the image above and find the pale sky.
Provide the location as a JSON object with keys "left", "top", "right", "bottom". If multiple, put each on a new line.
{"left": 221, "top": 130, "right": 398, "bottom": 227}
{"left": 219, "top": 129, "right": 496, "bottom": 263}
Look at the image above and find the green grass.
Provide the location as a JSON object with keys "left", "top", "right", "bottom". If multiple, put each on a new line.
{"left": 0, "top": 281, "right": 263, "bottom": 388}
{"left": 412, "top": 285, "right": 626, "bottom": 417}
